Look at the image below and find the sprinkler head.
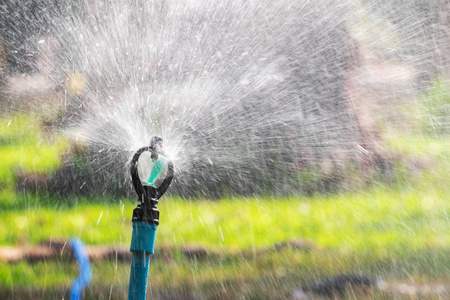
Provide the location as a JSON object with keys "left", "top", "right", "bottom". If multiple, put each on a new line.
{"left": 130, "top": 136, "right": 174, "bottom": 202}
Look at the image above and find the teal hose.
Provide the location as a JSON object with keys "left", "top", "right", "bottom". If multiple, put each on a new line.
{"left": 128, "top": 222, "right": 157, "bottom": 300}
{"left": 128, "top": 251, "right": 150, "bottom": 300}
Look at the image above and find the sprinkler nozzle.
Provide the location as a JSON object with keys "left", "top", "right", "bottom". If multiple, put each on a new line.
{"left": 147, "top": 136, "right": 166, "bottom": 186}
{"left": 149, "top": 136, "right": 163, "bottom": 160}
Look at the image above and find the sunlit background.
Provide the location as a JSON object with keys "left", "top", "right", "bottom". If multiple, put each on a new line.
{"left": 0, "top": 0, "right": 449, "bottom": 299}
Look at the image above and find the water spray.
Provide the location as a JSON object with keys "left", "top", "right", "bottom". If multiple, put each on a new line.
{"left": 128, "top": 136, "right": 174, "bottom": 300}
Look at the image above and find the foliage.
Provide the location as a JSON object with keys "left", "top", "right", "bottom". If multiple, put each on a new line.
{"left": 420, "top": 76, "right": 450, "bottom": 136}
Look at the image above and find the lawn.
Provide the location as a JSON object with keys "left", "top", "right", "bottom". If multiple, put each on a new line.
{"left": 0, "top": 113, "right": 67, "bottom": 203}
{"left": 0, "top": 188, "right": 449, "bottom": 299}
{"left": 0, "top": 188, "right": 448, "bottom": 252}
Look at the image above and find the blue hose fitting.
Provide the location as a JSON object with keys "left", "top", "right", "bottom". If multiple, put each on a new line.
{"left": 128, "top": 222, "right": 157, "bottom": 300}
{"left": 130, "top": 222, "right": 157, "bottom": 254}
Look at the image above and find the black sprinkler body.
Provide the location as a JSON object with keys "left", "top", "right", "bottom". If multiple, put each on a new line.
{"left": 129, "top": 136, "right": 174, "bottom": 225}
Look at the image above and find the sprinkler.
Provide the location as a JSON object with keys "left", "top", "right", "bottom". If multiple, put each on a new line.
{"left": 128, "top": 136, "right": 174, "bottom": 300}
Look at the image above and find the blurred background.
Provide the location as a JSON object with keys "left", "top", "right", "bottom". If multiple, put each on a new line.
{"left": 0, "top": 0, "right": 449, "bottom": 299}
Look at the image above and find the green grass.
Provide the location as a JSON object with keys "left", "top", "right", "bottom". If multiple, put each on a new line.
{"left": 0, "top": 188, "right": 448, "bottom": 251}
{"left": 0, "top": 187, "right": 448, "bottom": 297}
{"left": 2, "top": 246, "right": 449, "bottom": 299}
{"left": 419, "top": 76, "right": 450, "bottom": 136}
{"left": 0, "top": 114, "right": 66, "bottom": 171}
{"left": 384, "top": 134, "right": 450, "bottom": 156}
{"left": 0, "top": 114, "right": 68, "bottom": 204}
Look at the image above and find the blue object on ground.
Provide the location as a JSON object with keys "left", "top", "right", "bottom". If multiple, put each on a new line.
{"left": 70, "top": 238, "right": 92, "bottom": 300}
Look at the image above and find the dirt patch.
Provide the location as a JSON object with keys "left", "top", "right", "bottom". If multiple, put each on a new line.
{"left": 0, "top": 238, "right": 318, "bottom": 263}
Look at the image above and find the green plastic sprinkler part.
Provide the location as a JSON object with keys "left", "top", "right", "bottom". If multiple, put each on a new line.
{"left": 146, "top": 155, "right": 168, "bottom": 187}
